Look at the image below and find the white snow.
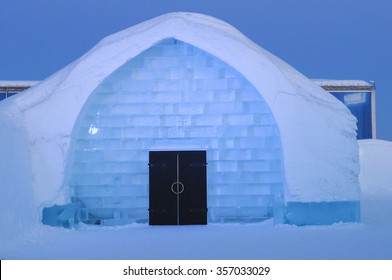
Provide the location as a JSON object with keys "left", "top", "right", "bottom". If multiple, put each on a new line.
{"left": 358, "top": 139, "right": 392, "bottom": 196}
{"left": 358, "top": 140, "right": 392, "bottom": 228}
{"left": 0, "top": 107, "right": 36, "bottom": 245}
{"left": 0, "top": 139, "right": 391, "bottom": 259}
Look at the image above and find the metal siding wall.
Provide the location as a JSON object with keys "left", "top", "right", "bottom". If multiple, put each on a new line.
{"left": 330, "top": 91, "right": 372, "bottom": 139}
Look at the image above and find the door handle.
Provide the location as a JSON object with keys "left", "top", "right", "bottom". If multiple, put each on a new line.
{"left": 171, "top": 181, "right": 184, "bottom": 195}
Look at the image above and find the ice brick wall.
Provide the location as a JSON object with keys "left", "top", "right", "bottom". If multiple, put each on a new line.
{"left": 68, "top": 39, "right": 285, "bottom": 225}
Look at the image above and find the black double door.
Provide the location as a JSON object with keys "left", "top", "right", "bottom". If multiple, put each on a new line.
{"left": 149, "top": 151, "right": 207, "bottom": 225}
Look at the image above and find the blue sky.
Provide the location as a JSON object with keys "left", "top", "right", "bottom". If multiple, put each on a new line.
{"left": 1, "top": 0, "right": 391, "bottom": 140}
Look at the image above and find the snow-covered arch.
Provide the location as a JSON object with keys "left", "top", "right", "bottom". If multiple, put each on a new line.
{"left": 0, "top": 12, "right": 360, "bottom": 228}
{"left": 67, "top": 38, "right": 286, "bottom": 225}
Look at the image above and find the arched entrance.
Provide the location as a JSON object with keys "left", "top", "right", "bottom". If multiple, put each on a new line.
{"left": 67, "top": 39, "right": 285, "bottom": 225}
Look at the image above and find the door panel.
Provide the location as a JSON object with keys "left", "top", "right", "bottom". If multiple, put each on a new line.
{"left": 149, "top": 151, "right": 207, "bottom": 225}
{"left": 148, "top": 152, "right": 178, "bottom": 225}
{"left": 179, "top": 151, "right": 207, "bottom": 225}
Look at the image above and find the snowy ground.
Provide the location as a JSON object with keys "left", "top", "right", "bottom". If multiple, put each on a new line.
{"left": 0, "top": 193, "right": 390, "bottom": 260}
{"left": 1, "top": 140, "right": 392, "bottom": 260}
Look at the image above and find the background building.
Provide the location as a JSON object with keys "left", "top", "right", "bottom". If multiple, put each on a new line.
{"left": 0, "top": 81, "right": 39, "bottom": 101}
{"left": 314, "top": 80, "right": 376, "bottom": 139}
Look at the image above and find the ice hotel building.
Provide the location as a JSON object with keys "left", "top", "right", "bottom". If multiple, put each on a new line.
{"left": 0, "top": 13, "right": 361, "bottom": 229}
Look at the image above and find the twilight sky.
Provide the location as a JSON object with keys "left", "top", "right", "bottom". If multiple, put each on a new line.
{"left": 1, "top": 0, "right": 391, "bottom": 140}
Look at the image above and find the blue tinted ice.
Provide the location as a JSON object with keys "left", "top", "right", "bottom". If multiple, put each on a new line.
{"left": 68, "top": 39, "right": 285, "bottom": 225}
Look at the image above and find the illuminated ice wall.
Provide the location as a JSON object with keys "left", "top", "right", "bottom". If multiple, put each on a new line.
{"left": 68, "top": 39, "right": 285, "bottom": 225}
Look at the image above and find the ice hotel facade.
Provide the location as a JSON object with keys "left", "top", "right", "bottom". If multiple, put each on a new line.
{"left": 0, "top": 13, "right": 361, "bottom": 228}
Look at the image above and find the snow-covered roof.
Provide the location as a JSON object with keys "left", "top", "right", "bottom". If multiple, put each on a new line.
{"left": 0, "top": 80, "right": 40, "bottom": 88}
{"left": 0, "top": 12, "right": 360, "bottom": 209}
{"left": 313, "top": 79, "right": 375, "bottom": 91}
{"left": 313, "top": 79, "right": 372, "bottom": 87}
